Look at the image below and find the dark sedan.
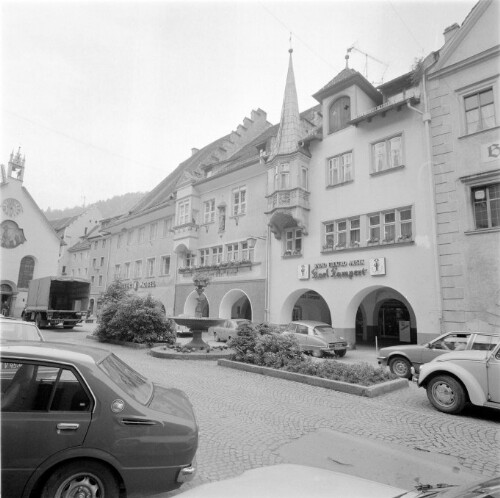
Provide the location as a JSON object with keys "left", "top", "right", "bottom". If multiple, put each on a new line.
{"left": 1, "top": 342, "right": 198, "bottom": 498}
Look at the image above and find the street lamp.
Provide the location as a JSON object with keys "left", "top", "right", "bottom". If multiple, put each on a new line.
{"left": 247, "top": 235, "right": 266, "bottom": 249}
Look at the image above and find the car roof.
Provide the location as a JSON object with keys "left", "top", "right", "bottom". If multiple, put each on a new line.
{"left": 0, "top": 341, "right": 111, "bottom": 366}
{"left": 441, "top": 330, "right": 499, "bottom": 336}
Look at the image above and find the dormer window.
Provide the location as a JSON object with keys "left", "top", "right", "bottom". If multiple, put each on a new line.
{"left": 328, "top": 96, "right": 351, "bottom": 134}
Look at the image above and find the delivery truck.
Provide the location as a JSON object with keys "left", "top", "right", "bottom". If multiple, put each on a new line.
{"left": 23, "top": 276, "right": 90, "bottom": 329}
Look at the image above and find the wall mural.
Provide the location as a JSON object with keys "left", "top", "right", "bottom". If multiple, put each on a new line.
{"left": 1, "top": 220, "right": 26, "bottom": 249}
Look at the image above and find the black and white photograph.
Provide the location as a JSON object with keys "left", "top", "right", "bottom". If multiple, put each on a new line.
{"left": 1, "top": 0, "right": 499, "bottom": 497}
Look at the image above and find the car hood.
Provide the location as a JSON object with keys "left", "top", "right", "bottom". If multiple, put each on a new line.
{"left": 176, "top": 464, "right": 407, "bottom": 498}
{"left": 149, "top": 384, "right": 198, "bottom": 423}
{"left": 432, "top": 350, "right": 490, "bottom": 363}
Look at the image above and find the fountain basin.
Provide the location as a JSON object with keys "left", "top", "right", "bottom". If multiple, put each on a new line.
{"left": 172, "top": 317, "right": 226, "bottom": 350}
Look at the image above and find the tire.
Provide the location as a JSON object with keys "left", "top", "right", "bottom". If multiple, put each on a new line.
{"left": 426, "top": 375, "right": 467, "bottom": 414}
{"left": 41, "top": 460, "right": 119, "bottom": 498}
{"left": 336, "top": 349, "right": 347, "bottom": 358}
{"left": 63, "top": 326, "right": 74, "bottom": 329}
{"left": 389, "top": 357, "right": 412, "bottom": 379}
{"left": 35, "top": 313, "right": 47, "bottom": 330}
{"left": 312, "top": 349, "right": 324, "bottom": 358}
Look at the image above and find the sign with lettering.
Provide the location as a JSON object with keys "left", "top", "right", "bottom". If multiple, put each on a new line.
{"left": 124, "top": 280, "right": 158, "bottom": 290}
{"left": 307, "top": 259, "right": 369, "bottom": 280}
{"left": 481, "top": 142, "right": 500, "bottom": 163}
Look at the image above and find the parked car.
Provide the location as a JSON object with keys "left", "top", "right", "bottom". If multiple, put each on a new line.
{"left": 176, "top": 463, "right": 500, "bottom": 498}
{"left": 210, "top": 319, "right": 251, "bottom": 342}
{"left": 0, "top": 317, "right": 44, "bottom": 342}
{"left": 415, "top": 341, "right": 500, "bottom": 414}
{"left": 282, "top": 320, "right": 348, "bottom": 358}
{"left": 1, "top": 342, "right": 198, "bottom": 498}
{"left": 377, "top": 331, "right": 499, "bottom": 379}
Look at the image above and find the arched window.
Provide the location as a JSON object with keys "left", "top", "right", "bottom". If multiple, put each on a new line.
{"left": 17, "top": 256, "right": 35, "bottom": 289}
{"left": 328, "top": 96, "right": 351, "bottom": 134}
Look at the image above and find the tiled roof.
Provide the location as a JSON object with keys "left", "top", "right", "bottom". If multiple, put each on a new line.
{"left": 68, "top": 239, "right": 91, "bottom": 252}
{"left": 49, "top": 215, "right": 80, "bottom": 233}
{"left": 314, "top": 68, "right": 358, "bottom": 95}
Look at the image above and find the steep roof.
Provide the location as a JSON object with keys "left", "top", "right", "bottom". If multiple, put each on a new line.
{"left": 313, "top": 67, "right": 382, "bottom": 104}
{"left": 49, "top": 215, "right": 80, "bottom": 234}
{"left": 68, "top": 239, "right": 91, "bottom": 252}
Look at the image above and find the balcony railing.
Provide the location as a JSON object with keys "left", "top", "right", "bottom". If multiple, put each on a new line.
{"left": 266, "top": 188, "right": 310, "bottom": 212}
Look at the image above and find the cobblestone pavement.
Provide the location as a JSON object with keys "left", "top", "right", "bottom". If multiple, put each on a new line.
{"left": 42, "top": 326, "right": 500, "bottom": 496}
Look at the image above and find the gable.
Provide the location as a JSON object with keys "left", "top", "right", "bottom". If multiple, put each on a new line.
{"left": 433, "top": 0, "right": 499, "bottom": 72}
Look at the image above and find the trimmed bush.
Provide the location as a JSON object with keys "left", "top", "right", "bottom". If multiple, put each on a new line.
{"left": 254, "top": 322, "right": 281, "bottom": 336}
{"left": 252, "top": 334, "right": 303, "bottom": 369}
{"left": 96, "top": 295, "right": 176, "bottom": 346}
{"left": 227, "top": 322, "right": 259, "bottom": 363}
{"left": 283, "top": 358, "right": 397, "bottom": 386}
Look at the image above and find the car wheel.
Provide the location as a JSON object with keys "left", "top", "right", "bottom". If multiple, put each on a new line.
{"left": 312, "top": 349, "right": 324, "bottom": 358}
{"left": 389, "top": 357, "right": 412, "bottom": 379}
{"left": 35, "top": 313, "right": 47, "bottom": 330}
{"left": 426, "top": 375, "right": 467, "bottom": 414}
{"left": 42, "top": 461, "right": 119, "bottom": 498}
{"left": 336, "top": 349, "right": 347, "bottom": 358}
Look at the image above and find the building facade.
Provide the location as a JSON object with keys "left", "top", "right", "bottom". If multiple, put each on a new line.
{"left": 0, "top": 150, "right": 60, "bottom": 317}
{"left": 426, "top": 0, "right": 500, "bottom": 332}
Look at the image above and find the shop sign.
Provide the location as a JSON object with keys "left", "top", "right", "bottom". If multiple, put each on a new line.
{"left": 125, "top": 280, "right": 157, "bottom": 290}
{"left": 308, "top": 259, "right": 368, "bottom": 280}
{"left": 369, "top": 258, "right": 386, "bottom": 276}
{"left": 298, "top": 264, "right": 310, "bottom": 280}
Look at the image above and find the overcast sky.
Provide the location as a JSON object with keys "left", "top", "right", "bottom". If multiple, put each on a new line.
{"left": 1, "top": 0, "right": 477, "bottom": 211}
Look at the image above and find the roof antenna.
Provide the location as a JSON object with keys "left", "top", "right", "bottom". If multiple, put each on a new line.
{"left": 289, "top": 32, "right": 293, "bottom": 53}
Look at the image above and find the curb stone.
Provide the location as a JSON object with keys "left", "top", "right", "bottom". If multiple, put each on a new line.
{"left": 217, "top": 359, "right": 408, "bottom": 397}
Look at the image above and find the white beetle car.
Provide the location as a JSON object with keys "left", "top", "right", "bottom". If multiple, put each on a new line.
{"left": 416, "top": 340, "right": 500, "bottom": 414}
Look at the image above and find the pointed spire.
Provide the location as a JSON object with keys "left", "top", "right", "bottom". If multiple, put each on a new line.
{"left": 268, "top": 47, "right": 302, "bottom": 162}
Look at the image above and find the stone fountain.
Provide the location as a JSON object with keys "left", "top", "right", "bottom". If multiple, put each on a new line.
{"left": 171, "top": 273, "right": 225, "bottom": 350}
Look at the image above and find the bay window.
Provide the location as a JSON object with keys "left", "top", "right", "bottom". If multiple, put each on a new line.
{"left": 204, "top": 199, "right": 215, "bottom": 224}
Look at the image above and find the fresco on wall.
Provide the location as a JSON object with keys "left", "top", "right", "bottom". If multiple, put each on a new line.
{"left": 1, "top": 220, "right": 26, "bottom": 248}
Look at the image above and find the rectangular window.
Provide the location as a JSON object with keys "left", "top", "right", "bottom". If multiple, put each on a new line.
{"left": 138, "top": 227, "right": 145, "bottom": 244}
{"left": 465, "top": 88, "right": 495, "bottom": 134}
{"left": 336, "top": 220, "right": 347, "bottom": 247}
{"left": 226, "top": 243, "right": 239, "bottom": 262}
{"left": 399, "top": 209, "right": 413, "bottom": 239}
{"left": 383, "top": 211, "right": 396, "bottom": 242}
{"left": 91, "top": 275, "right": 95, "bottom": 285}
{"left": 162, "top": 217, "right": 172, "bottom": 237}
{"left": 232, "top": 187, "right": 246, "bottom": 216}
{"left": 114, "top": 264, "right": 121, "bottom": 278}
{"left": 300, "top": 167, "right": 308, "bottom": 190}
{"left": 472, "top": 184, "right": 500, "bottom": 229}
{"left": 146, "top": 258, "right": 155, "bottom": 277}
{"left": 327, "top": 151, "right": 353, "bottom": 186}
{"left": 149, "top": 222, "right": 158, "bottom": 241}
{"left": 160, "top": 256, "right": 170, "bottom": 275}
{"left": 372, "top": 135, "right": 403, "bottom": 173}
{"left": 134, "top": 260, "right": 142, "bottom": 278}
{"left": 369, "top": 215, "right": 381, "bottom": 242}
{"left": 177, "top": 199, "right": 191, "bottom": 225}
{"left": 284, "top": 229, "right": 302, "bottom": 255}
{"left": 93, "top": 241, "right": 98, "bottom": 250}
{"left": 127, "top": 230, "right": 134, "bottom": 245}
{"left": 274, "top": 163, "right": 290, "bottom": 190}
{"left": 241, "top": 241, "right": 254, "bottom": 262}
{"left": 98, "top": 275, "right": 103, "bottom": 286}
{"left": 185, "top": 252, "right": 195, "bottom": 268}
{"left": 100, "top": 257, "right": 104, "bottom": 267}
{"left": 92, "top": 258, "right": 97, "bottom": 268}
{"left": 350, "top": 218, "right": 360, "bottom": 246}
{"left": 203, "top": 199, "right": 216, "bottom": 224}
{"left": 102, "top": 239, "right": 106, "bottom": 249}
{"left": 324, "top": 223, "right": 334, "bottom": 249}
{"left": 199, "top": 249, "right": 210, "bottom": 266}
{"left": 124, "top": 262, "right": 130, "bottom": 279}
{"left": 117, "top": 234, "right": 123, "bottom": 248}
{"left": 72, "top": 253, "right": 76, "bottom": 261}
{"left": 212, "top": 246, "right": 223, "bottom": 264}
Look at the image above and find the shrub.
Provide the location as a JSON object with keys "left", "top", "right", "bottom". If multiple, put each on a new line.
{"left": 227, "top": 322, "right": 259, "bottom": 363}
{"left": 252, "top": 334, "right": 303, "bottom": 368}
{"left": 283, "top": 359, "right": 397, "bottom": 386}
{"left": 100, "top": 279, "right": 130, "bottom": 306}
{"left": 96, "top": 295, "right": 176, "bottom": 346}
{"left": 254, "top": 322, "right": 281, "bottom": 336}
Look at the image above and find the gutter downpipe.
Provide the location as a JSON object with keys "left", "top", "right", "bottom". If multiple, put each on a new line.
{"left": 407, "top": 75, "right": 443, "bottom": 333}
{"left": 265, "top": 224, "right": 271, "bottom": 323}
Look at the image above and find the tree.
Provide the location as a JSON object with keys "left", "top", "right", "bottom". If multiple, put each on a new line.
{"left": 100, "top": 279, "right": 130, "bottom": 307}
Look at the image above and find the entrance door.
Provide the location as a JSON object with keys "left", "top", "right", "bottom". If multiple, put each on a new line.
{"left": 378, "top": 300, "right": 411, "bottom": 344}
{"left": 1, "top": 284, "right": 13, "bottom": 316}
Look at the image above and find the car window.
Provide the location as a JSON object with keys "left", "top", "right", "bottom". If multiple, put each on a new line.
{"left": 296, "top": 325, "right": 308, "bottom": 335}
{"left": 432, "top": 334, "right": 469, "bottom": 351}
{"left": 471, "top": 334, "right": 500, "bottom": 351}
{"left": 1, "top": 361, "right": 90, "bottom": 412}
{"left": 0, "top": 321, "right": 42, "bottom": 341}
{"left": 315, "top": 326, "right": 335, "bottom": 336}
{"left": 98, "top": 353, "right": 153, "bottom": 405}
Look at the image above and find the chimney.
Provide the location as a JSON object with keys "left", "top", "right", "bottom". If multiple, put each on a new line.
{"left": 191, "top": 148, "right": 199, "bottom": 156}
{"left": 443, "top": 23, "right": 460, "bottom": 44}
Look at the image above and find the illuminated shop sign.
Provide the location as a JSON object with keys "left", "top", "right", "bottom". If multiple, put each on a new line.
{"left": 298, "top": 258, "right": 386, "bottom": 280}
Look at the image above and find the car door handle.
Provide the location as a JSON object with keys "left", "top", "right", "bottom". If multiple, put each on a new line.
{"left": 57, "top": 423, "right": 80, "bottom": 431}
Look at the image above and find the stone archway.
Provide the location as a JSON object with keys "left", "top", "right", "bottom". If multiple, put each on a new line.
{"left": 280, "top": 288, "right": 332, "bottom": 325}
{"left": 219, "top": 289, "right": 253, "bottom": 320}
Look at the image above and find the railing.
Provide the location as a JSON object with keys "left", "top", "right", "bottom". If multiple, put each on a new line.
{"left": 267, "top": 188, "right": 310, "bottom": 212}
